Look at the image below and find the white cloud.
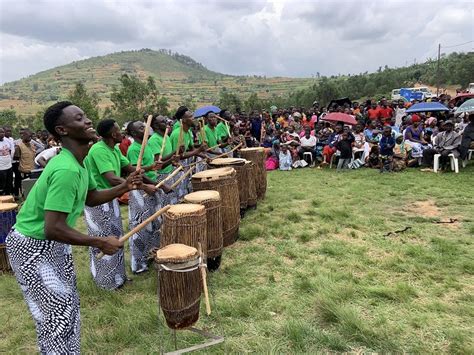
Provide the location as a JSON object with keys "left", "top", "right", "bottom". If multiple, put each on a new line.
{"left": 0, "top": 0, "right": 472, "bottom": 84}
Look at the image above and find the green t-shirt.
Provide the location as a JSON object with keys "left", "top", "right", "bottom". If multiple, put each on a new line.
{"left": 216, "top": 122, "right": 229, "bottom": 141}
{"left": 148, "top": 132, "right": 173, "bottom": 174}
{"left": 14, "top": 148, "right": 97, "bottom": 240}
{"left": 201, "top": 124, "right": 218, "bottom": 148}
{"left": 85, "top": 140, "right": 130, "bottom": 190}
{"left": 127, "top": 141, "right": 156, "bottom": 181}
{"left": 170, "top": 127, "right": 194, "bottom": 153}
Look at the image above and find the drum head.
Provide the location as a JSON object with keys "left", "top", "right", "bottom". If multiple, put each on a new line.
{"left": 167, "top": 203, "right": 205, "bottom": 217}
{"left": 240, "top": 147, "right": 265, "bottom": 152}
{"left": 155, "top": 243, "right": 199, "bottom": 263}
{"left": 184, "top": 190, "right": 220, "bottom": 203}
{"left": 192, "top": 167, "right": 235, "bottom": 180}
{"left": 0, "top": 203, "right": 18, "bottom": 212}
{"left": 0, "top": 196, "right": 14, "bottom": 203}
{"left": 209, "top": 158, "right": 246, "bottom": 166}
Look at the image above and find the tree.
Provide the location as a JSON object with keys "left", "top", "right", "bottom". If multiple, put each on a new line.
{"left": 215, "top": 89, "right": 242, "bottom": 113}
{"left": 67, "top": 82, "right": 100, "bottom": 125}
{"left": 0, "top": 109, "right": 17, "bottom": 131}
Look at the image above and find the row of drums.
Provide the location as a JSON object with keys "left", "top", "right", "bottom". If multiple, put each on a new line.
{"left": 154, "top": 147, "right": 268, "bottom": 329}
{"left": 0, "top": 195, "right": 17, "bottom": 273}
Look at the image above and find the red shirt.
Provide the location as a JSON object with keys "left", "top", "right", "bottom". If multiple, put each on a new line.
{"left": 367, "top": 107, "right": 381, "bottom": 120}
{"left": 379, "top": 106, "right": 394, "bottom": 119}
{"left": 119, "top": 137, "right": 131, "bottom": 156}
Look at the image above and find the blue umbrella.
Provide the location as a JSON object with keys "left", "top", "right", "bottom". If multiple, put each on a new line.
{"left": 406, "top": 102, "right": 449, "bottom": 113}
{"left": 194, "top": 105, "right": 221, "bottom": 118}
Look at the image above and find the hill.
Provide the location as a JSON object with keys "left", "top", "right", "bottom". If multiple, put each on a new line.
{"left": 0, "top": 49, "right": 314, "bottom": 116}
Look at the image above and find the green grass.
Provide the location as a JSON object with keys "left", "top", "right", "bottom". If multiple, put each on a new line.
{"left": 1, "top": 166, "right": 474, "bottom": 353}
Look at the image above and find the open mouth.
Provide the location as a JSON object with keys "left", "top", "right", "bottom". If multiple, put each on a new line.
{"left": 86, "top": 127, "right": 96, "bottom": 133}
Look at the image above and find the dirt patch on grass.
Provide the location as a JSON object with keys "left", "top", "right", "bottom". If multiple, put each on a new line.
{"left": 405, "top": 200, "right": 440, "bottom": 218}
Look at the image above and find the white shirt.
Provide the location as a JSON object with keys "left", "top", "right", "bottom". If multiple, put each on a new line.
{"left": 34, "top": 147, "right": 60, "bottom": 166}
{"left": 4, "top": 137, "right": 15, "bottom": 158}
{"left": 0, "top": 139, "right": 12, "bottom": 170}
{"left": 300, "top": 136, "right": 317, "bottom": 147}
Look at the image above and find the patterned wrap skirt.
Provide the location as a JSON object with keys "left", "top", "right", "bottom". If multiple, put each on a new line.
{"left": 6, "top": 229, "right": 81, "bottom": 354}
{"left": 128, "top": 189, "right": 161, "bottom": 273}
{"left": 84, "top": 199, "right": 127, "bottom": 290}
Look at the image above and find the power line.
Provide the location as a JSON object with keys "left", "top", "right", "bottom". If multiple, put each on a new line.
{"left": 442, "top": 40, "right": 474, "bottom": 49}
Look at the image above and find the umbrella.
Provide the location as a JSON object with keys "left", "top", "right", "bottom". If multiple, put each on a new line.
{"left": 321, "top": 112, "right": 357, "bottom": 125}
{"left": 406, "top": 102, "right": 449, "bottom": 113}
{"left": 194, "top": 105, "right": 221, "bottom": 118}
{"left": 455, "top": 98, "right": 474, "bottom": 114}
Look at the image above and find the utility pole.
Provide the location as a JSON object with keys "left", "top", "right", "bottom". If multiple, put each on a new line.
{"left": 436, "top": 43, "right": 441, "bottom": 97}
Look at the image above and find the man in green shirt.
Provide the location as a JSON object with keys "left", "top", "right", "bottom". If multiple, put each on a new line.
{"left": 84, "top": 119, "right": 158, "bottom": 287}
{"left": 6, "top": 102, "right": 144, "bottom": 354}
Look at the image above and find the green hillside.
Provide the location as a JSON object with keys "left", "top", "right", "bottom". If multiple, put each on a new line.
{"left": 0, "top": 49, "right": 314, "bottom": 116}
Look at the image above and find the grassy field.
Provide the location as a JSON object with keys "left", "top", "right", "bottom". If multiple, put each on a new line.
{"left": 1, "top": 166, "right": 473, "bottom": 353}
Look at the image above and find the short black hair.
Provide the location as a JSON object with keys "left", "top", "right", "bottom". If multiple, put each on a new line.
{"left": 43, "top": 101, "right": 73, "bottom": 139}
{"left": 126, "top": 120, "right": 139, "bottom": 136}
{"left": 97, "top": 119, "right": 116, "bottom": 138}
{"left": 174, "top": 106, "right": 188, "bottom": 121}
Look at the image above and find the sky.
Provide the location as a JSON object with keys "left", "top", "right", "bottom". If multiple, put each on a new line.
{"left": 0, "top": 0, "right": 472, "bottom": 84}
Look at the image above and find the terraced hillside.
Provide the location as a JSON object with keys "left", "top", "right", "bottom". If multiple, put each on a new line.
{"left": 0, "top": 49, "right": 314, "bottom": 116}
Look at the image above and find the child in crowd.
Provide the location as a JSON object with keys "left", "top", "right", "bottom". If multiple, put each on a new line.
{"left": 335, "top": 132, "right": 353, "bottom": 171}
{"left": 366, "top": 145, "right": 381, "bottom": 168}
{"left": 379, "top": 126, "right": 396, "bottom": 172}
{"left": 278, "top": 144, "right": 292, "bottom": 171}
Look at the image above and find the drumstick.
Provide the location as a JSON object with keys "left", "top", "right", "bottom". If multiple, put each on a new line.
{"left": 142, "top": 165, "right": 184, "bottom": 197}
{"left": 158, "top": 127, "right": 169, "bottom": 162}
{"left": 96, "top": 205, "right": 171, "bottom": 259}
{"left": 175, "top": 124, "right": 184, "bottom": 157}
{"left": 225, "top": 121, "right": 231, "bottom": 137}
{"left": 208, "top": 143, "right": 243, "bottom": 160}
{"left": 169, "top": 167, "right": 193, "bottom": 190}
{"left": 198, "top": 242, "right": 211, "bottom": 316}
{"left": 136, "top": 115, "right": 153, "bottom": 171}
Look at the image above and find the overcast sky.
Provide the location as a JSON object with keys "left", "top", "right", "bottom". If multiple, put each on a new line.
{"left": 0, "top": 0, "right": 472, "bottom": 84}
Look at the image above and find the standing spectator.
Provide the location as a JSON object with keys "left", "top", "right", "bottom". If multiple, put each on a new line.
{"left": 379, "top": 98, "right": 394, "bottom": 124}
{"left": 367, "top": 102, "right": 381, "bottom": 121}
{"left": 0, "top": 127, "right": 13, "bottom": 195}
{"left": 459, "top": 113, "right": 474, "bottom": 160}
{"left": 335, "top": 132, "right": 352, "bottom": 171}
{"left": 379, "top": 126, "right": 396, "bottom": 172}
{"left": 14, "top": 129, "right": 36, "bottom": 184}
{"left": 394, "top": 99, "right": 406, "bottom": 127}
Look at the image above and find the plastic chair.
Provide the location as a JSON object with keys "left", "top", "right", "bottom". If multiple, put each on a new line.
{"left": 303, "top": 152, "right": 313, "bottom": 166}
{"left": 433, "top": 153, "right": 459, "bottom": 173}
{"left": 461, "top": 149, "right": 474, "bottom": 168}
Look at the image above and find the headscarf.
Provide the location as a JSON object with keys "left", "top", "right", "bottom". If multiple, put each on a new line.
{"left": 411, "top": 114, "right": 421, "bottom": 123}
{"left": 426, "top": 117, "right": 437, "bottom": 126}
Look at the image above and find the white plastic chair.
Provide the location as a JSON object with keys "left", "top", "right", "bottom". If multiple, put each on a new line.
{"left": 303, "top": 151, "right": 313, "bottom": 165}
{"left": 461, "top": 149, "right": 474, "bottom": 168}
{"left": 433, "top": 153, "right": 459, "bottom": 173}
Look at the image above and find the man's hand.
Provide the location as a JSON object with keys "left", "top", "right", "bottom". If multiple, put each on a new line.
{"left": 142, "top": 183, "right": 157, "bottom": 195}
{"left": 98, "top": 236, "right": 124, "bottom": 255}
{"left": 126, "top": 169, "right": 144, "bottom": 190}
{"left": 152, "top": 161, "right": 164, "bottom": 171}
{"left": 198, "top": 143, "right": 208, "bottom": 152}
{"left": 159, "top": 183, "right": 173, "bottom": 194}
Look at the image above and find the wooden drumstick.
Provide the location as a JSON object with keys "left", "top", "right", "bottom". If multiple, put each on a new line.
{"left": 158, "top": 127, "right": 169, "bottom": 162}
{"left": 198, "top": 242, "right": 211, "bottom": 316}
{"left": 136, "top": 114, "right": 153, "bottom": 171}
{"left": 142, "top": 165, "right": 184, "bottom": 197}
{"left": 208, "top": 143, "right": 243, "bottom": 160}
{"left": 169, "top": 167, "right": 193, "bottom": 190}
{"left": 96, "top": 205, "right": 171, "bottom": 259}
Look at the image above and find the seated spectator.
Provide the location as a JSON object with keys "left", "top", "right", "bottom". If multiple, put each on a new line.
{"left": 298, "top": 127, "right": 318, "bottom": 165}
{"left": 364, "top": 121, "right": 381, "bottom": 144}
{"left": 422, "top": 120, "right": 461, "bottom": 169}
{"left": 393, "top": 134, "right": 408, "bottom": 171}
{"left": 379, "top": 126, "right": 396, "bottom": 172}
{"left": 322, "top": 124, "right": 342, "bottom": 165}
{"left": 335, "top": 132, "right": 353, "bottom": 171}
{"left": 265, "top": 141, "right": 279, "bottom": 171}
{"left": 425, "top": 117, "right": 439, "bottom": 137}
{"left": 366, "top": 145, "right": 381, "bottom": 169}
{"left": 404, "top": 114, "right": 428, "bottom": 159}
{"left": 353, "top": 124, "right": 369, "bottom": 159}
{"left": 459, "top": 113, "right": 474, "bottom": 160}
{"left": 279, "top": 144, "right": 292, "bottom": 171}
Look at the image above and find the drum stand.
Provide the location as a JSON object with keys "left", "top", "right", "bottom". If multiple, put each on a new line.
{"left": 157, "top": 265, "right": 224, "bottom": 355}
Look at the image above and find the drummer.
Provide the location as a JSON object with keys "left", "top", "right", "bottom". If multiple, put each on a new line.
{"left": 6, "top": 102, "right": 144, "bottom": 353}
{"left": 149, "top": 115, "right": 179, "bottom": 205}
{"left": 84, "top": 119, "right": 158, "bottom": 288}
{"left": 169, "top": 107, "right": 207, "bottom": 198}
{"left": 126, "top": 120, "right": 166, "bottom": 273}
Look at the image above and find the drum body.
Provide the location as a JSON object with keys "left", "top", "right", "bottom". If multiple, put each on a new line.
{"left": 244, "top": 161, "right": 257, "bottom": 208}
{"left": 184, "top": 190, "right": 223, "bottom": 271}
{"left": 0, "top": 203, "right": 17, "bottom": 273}
{"left": 155, "top": 244, "right": 201, "bottom": 329}
{"left": 209, "top": 158, "right": 248, "bottom": 210}
{"left": 239, "top": 148, "right": 267, "bottom": 200}
{"left": 192, "top": 167, "right": 240, "bottom": 247}
{"left": 0, "top": 196, "right": 15, "bottom": 203}
{"left": 160, "top": 204, "right": 207, "bottom": 257}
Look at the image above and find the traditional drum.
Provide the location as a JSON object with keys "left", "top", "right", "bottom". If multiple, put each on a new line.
{"left": 0, "top": 196, "right": 15, "bottom": 204}
{"left": 154, "top": 244, "right": 202, "bottom": 329}
{"left": 184, "top": 190, "right": 223, "bottom": 271}
{"left": 160, "top": 204, "right": 207, "bottom": 257}
{"left": 0, "top": 203, "right": 17, "bottom": 273}
{"left": 192, "top": 167, "right": 240, "bottom": 247}
{"left": 209, "top": 158, "right": 248, "bottom": 210}
{"left": 244, "top": 161, "right": 257, "bottom": 209}
{"left": 238, "top": 147, "right": 267, "bottom": 200}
